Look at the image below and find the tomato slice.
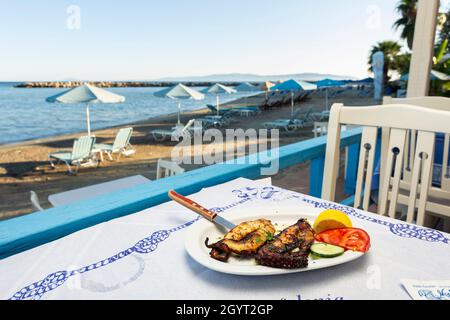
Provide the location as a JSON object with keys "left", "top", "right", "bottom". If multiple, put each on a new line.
{"left": 315, "top": 228, "right": 370, "bottom": 252}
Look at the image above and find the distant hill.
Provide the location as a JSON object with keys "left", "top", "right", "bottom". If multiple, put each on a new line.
{"left": 157, "top": 72, "right": 359, "bottom": 83}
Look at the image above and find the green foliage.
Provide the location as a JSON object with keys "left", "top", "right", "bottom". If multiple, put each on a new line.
{"left": 393, "top": 0, "right": 417, "bottom": 50}
{"left": 368, "top": 41, "right": 402, "bottom": 83}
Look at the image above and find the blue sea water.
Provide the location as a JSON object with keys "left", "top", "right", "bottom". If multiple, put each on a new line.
{"left": 0, "top": 83, "right": 248, "bottom": 145}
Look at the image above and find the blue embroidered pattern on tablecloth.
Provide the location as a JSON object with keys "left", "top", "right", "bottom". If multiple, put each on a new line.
{"left": 231, "top": 186, "right": 449, "bottom": 245}
{"left": 9, "top": 197, "right": 250, "bottom": 300}
{"left": 9, "top": 185, "right": 449, "bottom": 300}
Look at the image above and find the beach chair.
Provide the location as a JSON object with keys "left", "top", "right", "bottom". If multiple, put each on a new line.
{"left": 263, "top": 109, "right": 304, "bottom": 132}
{"left": 49, "top": 136, "right": 96, "bottom": 174}
{"left": 151, "top": 119, "right": 195, "bottom": 142}
{"left": 206, "top": 104, "right": 230, "bottom": 115}
{"left": 293, "top": 91, "right": 306, "bottom": 102}
{"left": 266, "top": 92, "right": 283, "bottom": 109}
{"left": 281, "top": 91, "right": 293, "bottom": 105}
{"left": 200, "top": 110, "right": 235, "bottom": 128}
{"left": 231, "top": 106, "right": 261, "bottom": 116}
{"left": 30, "top": 191, "right": 44, "bottom": 211}
{"left": 304, "top": 107, "right": 329, "bottom": 123}
{"left": 93, "top": 127, "right": 135, "bottom": 161}
{"left": 156, "top": 159, "right": 185, "bottom": 179}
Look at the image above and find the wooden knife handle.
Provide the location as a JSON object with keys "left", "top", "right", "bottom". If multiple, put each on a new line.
{"left": 168, "top": 190, "right": 217, "bottom": 221}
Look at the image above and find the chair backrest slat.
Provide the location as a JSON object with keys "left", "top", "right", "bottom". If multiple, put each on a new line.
{"left": 112, "top": 127, "right": 133, "bottom": 150}
{"left": 383, "top": 128, "right": 407, "bottom": 218}
{"left": 407, "top": 131, "right": 435, "bottom": 224}
{"left": 354, "top": 126, "right": 378, "bottom": 210}
{"left": 72, "top": 136, "right": 95, "bottom": 160}
{"left": 442, "top": 133, "right": 450, "bottom": 190}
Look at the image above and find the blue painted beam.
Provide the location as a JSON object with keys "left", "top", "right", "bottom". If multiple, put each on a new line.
{"left": 344, "top": 143, "right": 360, "bottom": 195}
{"left": 0, "top": 128, "right": 362, "bottom": 259}
{"left": 310, "top": 156, "right": 325, "bottom": 198}
{"left": 340, "top": 196, "right": 355, "bottom": 207}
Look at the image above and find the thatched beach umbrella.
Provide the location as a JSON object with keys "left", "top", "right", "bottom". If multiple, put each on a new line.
{"left": 154, "top": 84, "right": 204, "bottom": 125}
{"left": 46, "top": 83, "right": 125, "bottom": 136}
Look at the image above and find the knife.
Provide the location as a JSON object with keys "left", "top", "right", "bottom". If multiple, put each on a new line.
{"left": 168, "top": 190, "right": 236, "bottom": 230}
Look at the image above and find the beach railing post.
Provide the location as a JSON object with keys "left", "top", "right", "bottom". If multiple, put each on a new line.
{"left": 291, "top": 91, "right": 294, "bottom": 117}
{"left": 216, "top": 95, "right": 220, "bottom": 115}
{"left": 86, "top": 104, "right": 91, "bottom": 136}
{"left": 177, "top": 101, "right": 181, "bottom": 125}
{"left": 344, "top": 143, "right": 360, "bottom": 195}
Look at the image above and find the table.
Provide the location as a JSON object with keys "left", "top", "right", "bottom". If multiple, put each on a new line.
{"left": 1, "top": 178, "right": 449, "bottom": 300}
{"left": 48, "top": 175, "right": 151, "bottom": 207}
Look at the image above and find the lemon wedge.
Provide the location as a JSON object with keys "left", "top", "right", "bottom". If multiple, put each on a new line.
{"left": 313, "top": 209, "right": 352, "bottom": 233}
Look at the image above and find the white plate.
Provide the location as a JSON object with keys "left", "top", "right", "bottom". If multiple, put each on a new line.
{"left": 184, "top": 205, "right": 366, "bottom": 276}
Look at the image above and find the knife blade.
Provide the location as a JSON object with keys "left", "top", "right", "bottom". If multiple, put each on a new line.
{"left": 168, "top": 189, "right": 236, "bottom": 230}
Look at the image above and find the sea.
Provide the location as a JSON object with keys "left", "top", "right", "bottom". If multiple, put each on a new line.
{"left": 0, "top": 83, "right": 250, "bottom": 145}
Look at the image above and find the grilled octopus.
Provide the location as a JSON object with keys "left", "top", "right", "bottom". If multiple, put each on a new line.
{"left": 255, "top": 219, "right": 315, "bottom": 269}
{"left": 205, "top": 219, "right": 275, "bottom": 262}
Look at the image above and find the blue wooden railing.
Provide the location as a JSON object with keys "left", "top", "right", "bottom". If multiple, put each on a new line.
{"left": 0, "top": 128, "right": 362, "bottom": 259}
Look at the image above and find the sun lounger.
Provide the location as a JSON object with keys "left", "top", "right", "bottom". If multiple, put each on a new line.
{"left": 294, "top": 91, "right": 308, "bottom": 102}
{"left": 263, "top": 119, "right": 303, "bottom": 131}
{"left": 291, "top": 107, "right": 328, "bottom": 124}
{"left": 151, "top": 119, "right": 195, "bottom": 141}
{"left": 206, "top": 104, "right": 231, "bottom": 115}
{"left": 263, "top": 109, "right": 304, "bottom": 131}
{"left": 281, "top": 91, "right": 293, "bottom": 104}
{"left": 49, "top": 135, "right": 97, "bottom": 174}
{"left": 231, "top": 106, "right": 261, "bottom": 114}
{"left": 93, "top": 127, "right": 135, "bottom": 161}
{"left": 266, "top": 92, "right": 284, "bottom": 108}
{"left": 200, "top": 111, "right": 235, "bottom": 127}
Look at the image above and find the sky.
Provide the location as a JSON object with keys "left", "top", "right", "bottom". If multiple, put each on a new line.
{"left": 0, "top": 0, "right": 448, "bottom": 81}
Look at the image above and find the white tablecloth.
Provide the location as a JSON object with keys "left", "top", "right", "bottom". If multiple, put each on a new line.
{"left": 1, "top": 178, "right": 449, "bottom": 300}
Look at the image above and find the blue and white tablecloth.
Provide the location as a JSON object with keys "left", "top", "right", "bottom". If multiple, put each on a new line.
{"left": 1, "top": 178, "right": 449, "bottom": 300}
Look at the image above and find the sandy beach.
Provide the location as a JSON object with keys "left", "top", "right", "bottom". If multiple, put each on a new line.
{"left": 0, "top": 92, "right": 375, "bottom": 220}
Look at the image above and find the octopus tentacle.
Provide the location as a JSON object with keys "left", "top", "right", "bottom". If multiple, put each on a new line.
{"left": 255, "top": 219, "right": 315, "bottom": 269}
{"left": 205, "top": 219, "right": 275, "bottom": 262}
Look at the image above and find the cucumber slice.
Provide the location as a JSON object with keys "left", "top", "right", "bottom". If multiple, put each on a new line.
{"left": 310, "top": 243, "right": 344, "bottom": 258}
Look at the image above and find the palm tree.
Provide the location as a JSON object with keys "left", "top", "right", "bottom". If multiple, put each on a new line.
{"left": 368, "top": 41, "right": 403, "bottom": 87}
{"left": 393, "top": 0, "right": 418, "bottom": 50}
{"left": 438, "top": 8, "right": 450, "bottom": 48}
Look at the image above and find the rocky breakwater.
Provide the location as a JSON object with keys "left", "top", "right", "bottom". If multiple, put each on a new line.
{"left": 15, "top": 81, "right": 245, "bottom": 88}
{"left": 16, "top": 81, "right": 163, "bottom": 88}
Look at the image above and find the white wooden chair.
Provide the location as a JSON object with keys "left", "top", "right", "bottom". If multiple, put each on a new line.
{"left": 156, "top": 159, "right": 185, "bottom": 179}
{"left": 382, "top": 97, "right": 450, "bottom": 228}
{"left": 322, "top": 103, "right": 450, "bottom": 228}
